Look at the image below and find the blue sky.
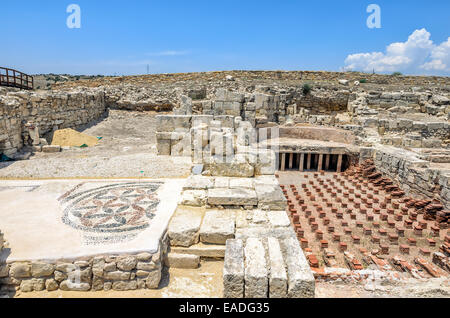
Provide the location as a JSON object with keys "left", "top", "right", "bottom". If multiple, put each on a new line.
{"left": 1, "top": 0, "right": 449, "bottom": 76}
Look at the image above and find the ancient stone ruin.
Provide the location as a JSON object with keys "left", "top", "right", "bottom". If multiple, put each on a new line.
{"left": 0, "top": 70, "right": 449, "bottom": 298}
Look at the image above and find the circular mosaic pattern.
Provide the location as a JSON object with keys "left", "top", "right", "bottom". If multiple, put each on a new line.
{"left": 62, "top": 182, "right": 162, "bottom": 235}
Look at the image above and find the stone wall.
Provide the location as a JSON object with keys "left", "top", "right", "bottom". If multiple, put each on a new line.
{"left": 372, "top": 146, "right": 450, "bottom": 209}
{"left": 0, "top": 88, "right": 106, "bottom": 156}
{"left": 0, "top": 234, "right": 168, "bottom": 293}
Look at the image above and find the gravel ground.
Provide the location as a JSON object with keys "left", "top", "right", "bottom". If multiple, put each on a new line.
{"left": 316, "top": 277, "right": 450, "bottom": 298}
{"left": 0, "top": 110, "right": 192, "bottom": 179}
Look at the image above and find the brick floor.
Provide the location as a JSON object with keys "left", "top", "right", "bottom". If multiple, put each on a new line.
{"left": 278, "top": 167, "right": 449, "bottom": 280}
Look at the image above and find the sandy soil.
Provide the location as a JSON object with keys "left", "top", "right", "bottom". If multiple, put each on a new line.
{"left": 0, "top": 110, "right": 192, "bottom": 179}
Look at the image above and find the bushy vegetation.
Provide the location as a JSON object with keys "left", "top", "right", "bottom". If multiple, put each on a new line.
{"left": 392, "top": 72, "right": 403, "bottom": 76}
{"left": 359, "top": 78, "right": 367, "bottom": 83}
{"left": 302, "top": 83, "right": 312, "bottom": 95}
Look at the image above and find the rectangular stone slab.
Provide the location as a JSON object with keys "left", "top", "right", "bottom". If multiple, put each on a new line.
{"left": 244, "top": 237, "right": 268, "bottom": 298}
{"left": 207, "top": 188, "right": 258, "bottom": 206}
{"left": 255, "top": 184, "right": 286, "bottom": 210}
{"left": 223, "top": 239, "right": 244, "bottom": 298}
{"left": 199, "top": 210, "right": 235, "bottom": 244}
{"left": 267, "top": 237, "right": 288, "bottom": 298}
{"left": 168, "top": 207, "right": 204, "bottom": 247}
{"left": 281, "top": 237, "right": 315, "bottom": 298}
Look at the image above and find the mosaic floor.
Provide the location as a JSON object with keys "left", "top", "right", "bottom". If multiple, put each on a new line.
{"left": 0, "top": 179, "right": 184, "bottom": 263}
{"left": 277, "top": 171, "right": 449, "bottom": 281}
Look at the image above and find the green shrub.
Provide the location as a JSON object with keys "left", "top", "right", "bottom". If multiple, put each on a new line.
{"left": 392, "top": 72, "right": 403, "bottom": 76}
{"left": 359, "top": 79, "right": 367, "bottom": 83}
{"left": 302, "top": 83, "right": 312, "bottom": 95}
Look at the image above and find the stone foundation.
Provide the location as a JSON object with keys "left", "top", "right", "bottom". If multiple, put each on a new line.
{"left": 0, "top": 234, "right": 169, "bottom": 293}
{"left": 0, "top": 88, "right": 106, "bottom": 156}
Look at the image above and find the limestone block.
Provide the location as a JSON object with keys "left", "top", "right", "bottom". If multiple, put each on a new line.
{"left": 180, "top": 190, "right": 207, "bottom": 207}
{"left": 170, "top": 243, "right": 226, "bottom": 258}
{"left": 183, "top": 175, "right": 214, "bottom": 191}
{"left": 267, "top": 211, "right": 291, "bottom": 228}
{"left": 116, "top": 256, "right": 137, "bottom": 271}
{"left": 209, "top": 158, "right": 255, "bottom": 177}
{"left": 281, "top": 237, "right": 315, "bottom": 298}
{"left": 207, "top": 188, "right": 258, "bottom": 206}
{"left": 45, "top": 279, "right": 59, "bottom": 291}
{"left": 145, "top": 269, "right": 161, "bottom": 289}
{"left": 10, "top": 262, "right": 31, "bottom": 279}
{"left": 156, "top": 115, "right": 192, "bottom": 132}
{"left": 59, "top": 280, "right": 91, "bottom": 291}
{"left": 156, "top": 138, "right": 171, "bottom": 155}
{"left": 112, "top": 280, "right": 138, "bottom": 291}
{"left": 199, "top": 210, "right": 235, "bottom": 244}
{"left": 42, "top": 145, "right": 61, "bottom": 153}
{"left": 165, "top": 253, "right": 200, "bottom": 269}
{"left": 215, "top": 177, "right": 230, "bottom": 188}
{"left": 229, "top": 178, "right": 254, "bottom": 189}
{"left": 31, "top": 262, "right": 55, "bottom": 278}
{"left": 267, "top": 237, "right": 288, "bottom": 298}
{"left": 223, "top": 239, "right": 244, "bottom": 298}
{"left": 244, "top": 238, "right": 268, "bottom": 298}
{"left": 255, "top": 183, "right": 287, "bottom": 210}
{"left": 168, "top": 207, "right": 203, "bottom": 247}
{"left": 104, "top": 271, "right": 131, "bottom": 281}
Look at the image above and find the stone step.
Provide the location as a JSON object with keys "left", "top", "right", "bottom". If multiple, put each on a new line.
{"left": 165, "top": 253, "right": 200, "bottom": 269}
{"left": 168, "top": 207, "right": 204, "bottom": 247}
{"left": 199, "top": 210, "right": 235, "bottom": 245}
{"left": 170, "top": 243, "right": 226, "bottom": 259}
{"left": 207, "top": 188, "right": 258, "bottom": 206}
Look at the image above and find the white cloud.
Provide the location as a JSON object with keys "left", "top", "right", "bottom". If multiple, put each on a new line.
{"left": 344, "top": 28, "right": 450, "bottom": 75}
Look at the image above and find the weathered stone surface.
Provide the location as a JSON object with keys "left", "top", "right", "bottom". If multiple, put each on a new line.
{"left": 45, "top": 278, "right": 59, "bottom": 291}
{"left": 165, "top": 253, "right": 200, "bottom": 269}
{"left": 207, "top": 188, "right": 258, "bottom": 206}
{"left": 10, "top": 262, "right": 31, "bottom": 278}
{"left": 244, "top": 238, "right": 268, "bottom": 298}
{"left": 112, "top": 280, "right": 138, "bottom": 291}
{"left": 42, "top": 145, "right": 61, "bottom": 153}
{"left": 267, "top": 211, "right": 291, "bottom": 228}
{"left": 223, "top": 239, "right": 244, "bottom": 298}
{"left": 199, "top": 210, "right": 235, "bottom": 244}
{"left": 104, "top": 271, "right": 131, "bottom": 281}
{"left": 136, "top": 261, "right": 157, "bottom": 271}
{"left": 281, "top": 237, "right": 315, "bottom": 298}
{"left": 183, "top": 175, "right": 214, "bottom": 190}
{"left": 229, "top": 178, "right": 254, "bottom": 189}
{"left": 267, "top": 237, "right": 288, "bottom": 298}
{"left": 170, "top": 243, "right": 226, "bottom": 258}
{"left": 168, "top": 207, "right": 203, "bottom": 247}
{"left": 31, "top": 262, "right": 55, "bottom": 278}
{"left": 116, "top": 256, "right": 137, "bottom": 271}
{"left": 181, "top": 190, "right": 207, "bottom": 206}
{"left": 255, "top": 183, "right": 286, "bottom": 210}
{"left": 145, "top": 270, "right": 162, "bottom": 289}
{"left": 59, "top": 280, "right": 91, "bottom": 291}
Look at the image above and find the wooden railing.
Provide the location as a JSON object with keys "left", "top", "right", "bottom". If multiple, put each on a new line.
{"left": 0, "top": 67, "right": 33, "bottom": 90}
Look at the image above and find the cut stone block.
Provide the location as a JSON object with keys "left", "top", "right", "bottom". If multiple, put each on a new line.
{"left": 165, "top": 253, "right": 200, "bottom": 269}
{"left": 244, "top": 237, "right": 268, "bottom": 298}
{"left": 168, "top": 207, "right": 204, "bottom": 247}
{"left": 281, "top": 237, "right": 315, "bottom": 298}
{"left": 180, "top": 190, "right": 207, "bottom": 207}
{"left": 267, "top": 211, "right": 291, "bottom": 228}
{"left": 267, "top": 237, "right": 288, "bottom": 298}
{"left": 156, "top": 115, "right": 192, "bottom": 132}
{"left": 170, "top": 243, "right": 226, "bottom": 258}
{"left": 229, "top": 178, "right": 254, "bottom": 189}
{"left": 207, "top": 188, "right": 258, "bottom": 206}
{"left": 199, "top": 210, "right": 235, "bottom": 244}
{"left": 183, "top": 175, "right": 214, "bottom": 190}
{"left": 223, "top": 239, "right": 244, "bottom": 298}
{"left": 42, "top": 145, "right": 61, "bottom": 153}
{"left": 255, "top": 183, "right": 287, "bottom": 210}
{"left": 214, "top": 177, "right": 229, "bottom": 188}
